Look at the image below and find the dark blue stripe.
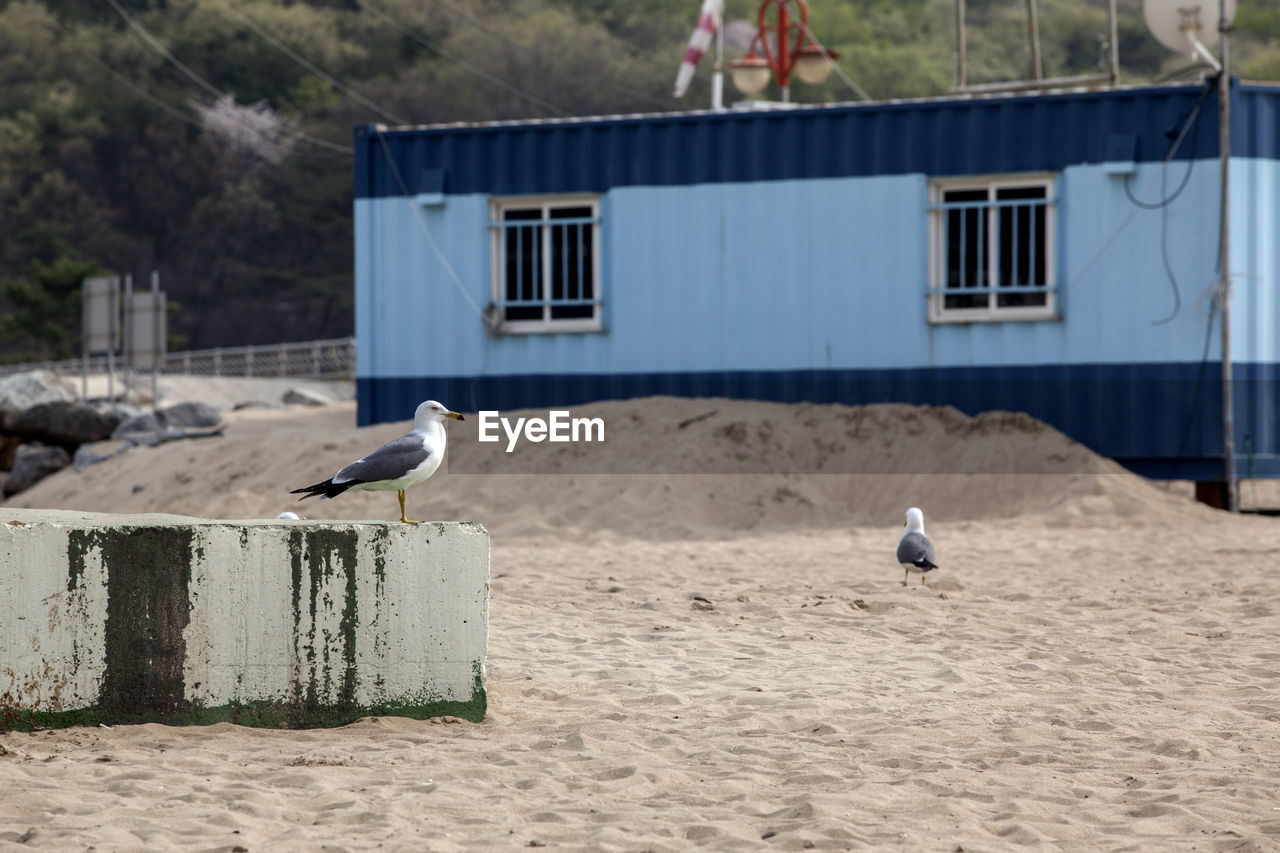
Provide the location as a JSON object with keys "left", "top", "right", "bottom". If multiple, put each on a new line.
{"left": 353, "top": 82, "right": 1272, "bottom": 199}
{"left": 356, "top": 362, "right": 1280, "bottom": 479}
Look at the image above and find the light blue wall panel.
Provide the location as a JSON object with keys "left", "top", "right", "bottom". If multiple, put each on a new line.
{"left": 921, "top": 162, "right": 1224, "bottom": 366}
{"left": 355, "top": 195, "right": 490, "bottom": 379}
{"left": 1234, "top": 158, "right": 1279, "bottom": 363}
{"left": 357, "top": 160, "right": 1239, "bottom": 380}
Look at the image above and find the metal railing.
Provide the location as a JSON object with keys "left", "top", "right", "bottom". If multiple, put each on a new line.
{"left": 0, "top": 337, "right": 356, "bottom": 380}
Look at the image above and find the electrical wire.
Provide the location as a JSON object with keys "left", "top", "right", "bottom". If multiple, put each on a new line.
{"left": 1163, "top": 292, "right": 1218, "bottom": 482}
{"left": 1121, "top": 83, "right": 1211, "bottom": 211}
{"left": 1149, "top": 180, "right": 1182, "bottom": 325}
{"left": 1124, "top": 80, "right": 1212, "bottom": 325}
{"left": 1061, "top": 81, "right": 1211, "bottom": 308}
{"left": 101, "top": 0, "right": 352, "bottom": 154}
{"left": 104, "top": 0, "right": 222, "bottom": 100}
{"left": 1162, "top": 78, "right": 1230, "bottom": 483}
{"left": 57, "top": 26, "right": 203, "bottom": 128}
{"left": 417, "top": 0, "right": 681, "bottom": 111}
{"left": 211, "top": 0, "right": 410, "bottom": 125}
{"left": 372, "top": 125, "right": 493, "bottom": 328}
{"left": 793, "top": 17, "right": 871, "bottom": 102}
{"left": 358, "top": 0, "right": 570, "bottom": 116}
{"left": 62, "top": 32, "right": 339, "bottom": 160}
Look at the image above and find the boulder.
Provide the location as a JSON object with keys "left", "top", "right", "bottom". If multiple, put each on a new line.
{"left": 112, "top": 411, "right": 165, "bottom": 442}
{"left": 74, "top": 440, "right": 133, "bottom": 471}
{"left": 159, "top": 401, "right": 223, "bottom": 429}
{"left": 0, "top": 371, "right": 76, "bottom": 429}
{"left": 9, "top": 401, "right": 124, "bottom": 446}
{"left": 4, "top": 443, "right": 72, "bottom": 496}
{"left": 282, "top": 387, "right": 330, "bottom": 407}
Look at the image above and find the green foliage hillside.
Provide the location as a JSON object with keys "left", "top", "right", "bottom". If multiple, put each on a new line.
{"left": 0, "top": 0, "right": 1275, "bottom": 358}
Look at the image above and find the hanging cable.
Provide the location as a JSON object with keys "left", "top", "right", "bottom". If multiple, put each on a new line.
{"left": 358, "top": 0, "right": 570, "bottom": 117}
{"left": 212, "top": 0, "right": 410, "bottom": 125}
{"left": 1062, "top": 83, "right": 1211, "bottom": 305}
{"left": 792, "top": 17, "right": 871, "bottom": 101}
{"left": 1163, "top": 292, "right": 1218, "bottom": 482}
{"left": 101, "top": 0, "right": 352, "bottom": 154}
{"left": 373, "top": 126, "right": 493, "bottom": 328}
{"left": 1121, "top": 82, "right": 1211, "bottom": 211}
{"left": 1123, "top": 81, "right": 1212, "bottom": 325}
{"left": 104, "top": 0, "right": 223, "bottom": 99}
{"left": 57, "top": 26, "right": 202, "bottom": 127}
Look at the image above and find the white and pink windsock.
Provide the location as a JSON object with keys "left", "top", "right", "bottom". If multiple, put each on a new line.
{"left": 673, "top": 0, "right": 724, "bottom": 98}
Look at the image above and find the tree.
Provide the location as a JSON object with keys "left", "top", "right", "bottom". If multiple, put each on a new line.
{"left": 0, "top": 256, "right": 100, "bottom": 362}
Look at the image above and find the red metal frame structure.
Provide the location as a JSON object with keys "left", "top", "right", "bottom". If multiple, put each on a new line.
{"left": 730, "top": 0, "right": 837, "bottom": 102}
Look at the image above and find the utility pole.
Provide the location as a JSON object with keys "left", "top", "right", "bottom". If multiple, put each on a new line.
{"left": 1218, "top": 6, "right": 1236, "bottom": 512}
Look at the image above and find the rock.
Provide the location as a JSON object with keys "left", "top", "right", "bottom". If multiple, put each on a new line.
{"left": 158, "top": 401, "right": 223, "bottom": 429}
{"left": 73, "top": 440, "right": 133, "bottom": 472}
{"left": 4, "top": 443, "right": 72, "bottom": 496}
{"left": 0, "top": 371, "right": 76, "bottom": 429}
{"left": 9, "top": 401, "right": 124, "bottom": 446}
{"left": 105, "top": 403, "right": 147, "bottom": 423}
{"left": 112, "top": 411, "right": 165, "bottom": 442}
{"left": 282, "top": 387, "right": 330, "bottom": 407}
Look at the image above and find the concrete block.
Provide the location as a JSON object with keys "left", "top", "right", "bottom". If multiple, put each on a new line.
{"left": 0, "top": 509, "right": 488, "bottom": 729}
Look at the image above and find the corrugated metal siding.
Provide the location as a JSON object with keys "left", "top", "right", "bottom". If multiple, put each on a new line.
{"left": 355, "top": 163, "right": 1226, "bottom": 379}
{"left": 1238, "top": 85, "right": 1280, "bottom": 158}
{"left": 353, "top": 84, "right": 1280, "bottom": 475}
{"left": 355, "top": 364, "right": 1278, "bottom": 479}
{"left": 353, "top": 83, "right": 1268, "bottom": 199}
{"left": 1234, "top": 157, "right": 1280, "bottom": 461}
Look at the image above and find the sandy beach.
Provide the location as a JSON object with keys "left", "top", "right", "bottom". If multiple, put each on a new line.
{"left": 2, "top": 394, "right": 1279, "bottom": 850}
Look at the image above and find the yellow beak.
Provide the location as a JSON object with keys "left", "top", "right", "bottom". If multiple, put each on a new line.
{"left": 445, "top": 410, "right": 465, "bottom": 421}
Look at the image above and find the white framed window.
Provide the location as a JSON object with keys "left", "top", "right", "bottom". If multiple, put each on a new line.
{"left": 488, "top": 195, "right": 602, "bottom": 333}
{"left": 927, "top": 174, "right": 1057, "bottom": 323}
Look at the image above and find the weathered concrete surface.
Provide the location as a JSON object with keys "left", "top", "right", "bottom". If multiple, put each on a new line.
{"left": 0, "top": 509, "right": 488, "bottom": 729}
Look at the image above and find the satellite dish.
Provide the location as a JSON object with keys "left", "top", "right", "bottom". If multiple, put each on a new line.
{"left": 1143, "top": 0, "right": 1235, "bottom": 60}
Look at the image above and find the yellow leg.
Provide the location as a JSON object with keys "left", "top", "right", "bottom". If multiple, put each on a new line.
{"left": 903, "top": 568, "right": 909, "bottom": 586}
{"left": 398, "top": 490, "right": 421, "bottom": 524}
{"left": 920, "top": 574, "right": 927, "bottom": 586}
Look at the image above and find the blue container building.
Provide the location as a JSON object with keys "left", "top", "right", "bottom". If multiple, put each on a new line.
{"left": 353, "top": 81, "right": 1280, "bottom": 483}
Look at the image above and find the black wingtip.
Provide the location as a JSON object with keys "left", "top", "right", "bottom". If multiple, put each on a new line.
{"left": 290, "top": 479, "right": 354, "bottom": 500}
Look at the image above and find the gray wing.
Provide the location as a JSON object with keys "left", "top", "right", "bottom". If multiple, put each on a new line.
{"left": 334, "top": 433, "right": 432, "bottom": 484}
{"left": 896, "top": 531, "right": 938, "bottom": 569}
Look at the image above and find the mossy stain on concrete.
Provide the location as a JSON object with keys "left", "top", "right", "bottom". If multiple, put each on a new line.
{"left": 4, "top": 681, "right": 486, "bottom": 731}
{"left": 286, "top": 527, "right": 361, "bottom": 715}
{"left": 68, "top": 527, "right": 194, "bottom": 717}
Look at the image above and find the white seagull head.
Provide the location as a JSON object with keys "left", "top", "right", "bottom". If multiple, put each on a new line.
{"left": 414, "top": 400, "right": 465, "bottom": 430}
{"left": 904, "top": 506, "right": 926, "bottom": 533}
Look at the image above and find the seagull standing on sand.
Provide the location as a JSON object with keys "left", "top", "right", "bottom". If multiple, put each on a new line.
{"left": 897, "top": 507, "right": 939, "bottom": 587}
{"left": 290, "top": 400, "right": 464, "bottom": 524}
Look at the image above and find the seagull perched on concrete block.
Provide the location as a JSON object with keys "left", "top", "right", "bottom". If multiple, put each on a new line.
{"left": 290, "top": 400, "right": 463, "bottom": 524}
{"left": 897, "top": 506, "right": 939, "bottom": 587}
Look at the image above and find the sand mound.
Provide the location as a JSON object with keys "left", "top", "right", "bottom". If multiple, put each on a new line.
{"left": 3, "top": 395, "right": 1200, "bottom": 537}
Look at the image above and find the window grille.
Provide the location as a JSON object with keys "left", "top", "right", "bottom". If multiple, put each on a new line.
{"left": 928, "top": 176, "right": 1057, "bottom": 322}
{"left": 489, "top": 196, "right": 602, "bottom": 333}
